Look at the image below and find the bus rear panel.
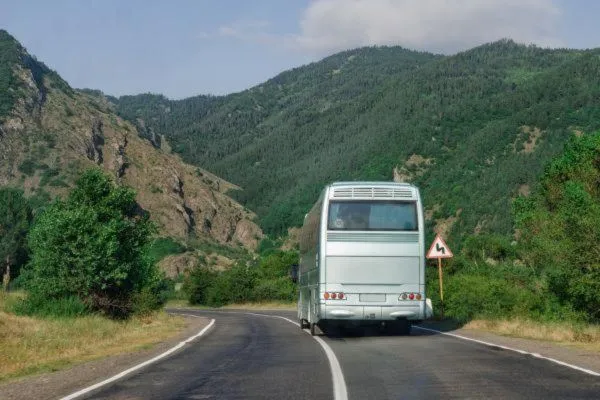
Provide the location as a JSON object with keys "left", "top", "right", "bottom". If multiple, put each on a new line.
{"left": 298, "top": 182, "right": 430, "bottom": 334}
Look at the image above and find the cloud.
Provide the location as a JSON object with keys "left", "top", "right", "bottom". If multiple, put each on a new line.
{"left": 291, "top": 0, "right": 563, "bottom": 55}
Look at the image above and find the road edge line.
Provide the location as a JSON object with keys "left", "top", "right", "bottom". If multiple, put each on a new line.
{"left": 413, "top": 325, "right": 600, "bottom": 377}
{"left": 245, "top": 312, "right": 349, "bottom": 400}
{"left": 59, "top": 317, "right": 216, "bottom": 400}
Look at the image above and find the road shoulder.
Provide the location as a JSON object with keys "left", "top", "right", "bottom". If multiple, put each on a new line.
{"left": 418, "top": 322, "right": 600, "bottom": 375}
{"left": 0, "top": 314, "right": 211, "bottom": 400}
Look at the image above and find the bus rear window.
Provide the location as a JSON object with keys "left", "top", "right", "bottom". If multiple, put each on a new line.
{"left": 328, "top": 201, "right": 418, "bottom": 231}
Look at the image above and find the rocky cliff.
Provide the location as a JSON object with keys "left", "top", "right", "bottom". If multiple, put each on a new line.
{"left": 0, "top": 31, "right": 262, "bottom": 249}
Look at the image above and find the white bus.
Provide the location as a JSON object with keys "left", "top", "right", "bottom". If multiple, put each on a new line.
{"left": 297, "top": 181, "right": 432, "bottom": 335}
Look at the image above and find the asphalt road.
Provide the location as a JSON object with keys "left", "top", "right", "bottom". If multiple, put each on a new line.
{"left": 81, "top": 309, "right": 599, "bottom": 400}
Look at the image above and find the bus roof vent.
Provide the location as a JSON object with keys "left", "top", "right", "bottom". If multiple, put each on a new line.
{"left": 333, "top": 187, "right": 414, "bottom": 199}
{"left": 353, "top": 188, "right": 373, "bottom": 197}
{"left": 391, "top": 188, "right": 414, "bottom": 198}
{"left": 373, "top": 188, "right": 394, "bottom": 198}
{"left": 333, "top": 188, "right": 353, "bottom": 198}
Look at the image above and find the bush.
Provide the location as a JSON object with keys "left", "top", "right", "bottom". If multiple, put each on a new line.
{"left": 183, "top": 250, "right": 299, "bottom": 307}
{"left": 185, "top": 266, "right": 217, "bottom": 305}
{"left": 256, "top": 251, "right": 298, "bottom": 280}
{"left": 131, "top": 279, "right": 171, "bottom": 316}
{"left": 22, "top": 169, "right": 163, "bottom": 318}
{"left": 257, "top": 237, "right": 283, "bottom": 256}
{"left": 461, "top": 234, "right": 516, "bottom": 263}
{"left": 441, "top": 273, "right": 543, "bottom": 322}
{"left": 252, "top": 277, "right": 296, "bottom": 302}
{"left": 11, "top": 294, "right": 90, "bottom": 318}
{"left": 218, "top": 264, "right": 259, "bottom": 304}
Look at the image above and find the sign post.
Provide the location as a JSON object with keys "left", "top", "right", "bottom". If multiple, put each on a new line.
{"left": 426, "top": 235, "right": 453, "bottom": 319}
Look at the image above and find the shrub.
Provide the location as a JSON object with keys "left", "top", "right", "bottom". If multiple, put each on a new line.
{"left": 11, "top": 294, "right": 90, "bottom": 318}
{"left": 252, "top": 277, "right": 296, "bottom": 302}
{"left": 461, "top": 234, "right": 516, "bottom": 263}
{"left": 442, "top": 273, "right": 543, "bottom": 322}
{"left": 185, "top": 266, "right": 217, "bottom": 305}
{"left": 183, "top": 249, "right": 299, "bottom": 307}
{"left": 22, "top": 169, "right": 163, "bottom": 318}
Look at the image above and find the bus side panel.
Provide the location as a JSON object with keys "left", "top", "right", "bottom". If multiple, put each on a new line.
{"left": 298, "top": 190, "right": 325, "bottom": 323}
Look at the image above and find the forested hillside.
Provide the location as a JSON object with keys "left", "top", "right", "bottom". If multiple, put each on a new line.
{"left": 114, "top": 40, "right": 600, "bottom": 244}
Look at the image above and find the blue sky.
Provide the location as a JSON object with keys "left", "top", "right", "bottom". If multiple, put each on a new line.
{"left": 1, "top": 0, "right": 599, "bottom": 99}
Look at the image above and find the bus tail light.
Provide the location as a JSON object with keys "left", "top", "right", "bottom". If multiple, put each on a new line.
{"left": 399, "top": 293, "right": 423, "bottom": 301}
{"left": 324, "top": 292, "right": 346, "bottom": 300}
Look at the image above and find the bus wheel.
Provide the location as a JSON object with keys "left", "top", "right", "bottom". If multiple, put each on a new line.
{"left": 310, "top": 322, "right": 317, "bottom": 336}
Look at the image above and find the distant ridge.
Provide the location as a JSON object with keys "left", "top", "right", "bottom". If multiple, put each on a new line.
{"left": 113, "top": 39, "right": 600, "bottom": 243}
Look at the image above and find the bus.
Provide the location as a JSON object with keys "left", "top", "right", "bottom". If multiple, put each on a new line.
{"left": 297, "top": 181, "right": 432, "bottom": 335}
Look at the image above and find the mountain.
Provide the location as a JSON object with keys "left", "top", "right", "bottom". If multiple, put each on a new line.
{"left": 113, "top": 40, "right": 600, "bottom": 244}
{"left": 0, "top": 30, "right": 262, "bottom": 249}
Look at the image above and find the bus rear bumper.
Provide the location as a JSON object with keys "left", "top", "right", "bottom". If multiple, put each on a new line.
{"left": 322, "top": 304, "right": 425, "bottom": 321}
{"left": 328, "top": 309, "right": 357, "bottom": 318}
{"left": 389, "top": 310, "right": 418, "bottom": 318}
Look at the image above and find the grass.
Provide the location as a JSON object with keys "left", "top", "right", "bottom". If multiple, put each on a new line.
{"left": 0, "top": 291, "right": 187, "bottom": 382}
{"left": 463, "top": 318, "right": 600, "bottom": 352}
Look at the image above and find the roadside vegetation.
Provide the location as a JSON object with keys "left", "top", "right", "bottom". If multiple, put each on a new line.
{"left": 182, "top": 238, "right": 298, "bottom": 308}
{"left": 426, "top": 133, "right": 600, "bottom": 340}
{"left": 0, "top": 169, "right": 187, "bottom": 381}
{"left": 463, "top": 319, "right": 600, "bottom": 351}
{"left": 0, "top": 291, "right": 185, "bottom": 382}
{"left": 12, "top": 169, "right": 168, "bottom": 318}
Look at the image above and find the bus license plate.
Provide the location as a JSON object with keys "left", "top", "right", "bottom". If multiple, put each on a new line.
{"left": 360, "top": 293, "right": 386, "bottom": 302}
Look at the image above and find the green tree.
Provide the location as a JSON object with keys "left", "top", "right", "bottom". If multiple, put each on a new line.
{"left": 0, "top": 188, "right": 32, "bottom": 281}
{"left": 185, "top": 265, "right": 217, "bottom": 305}
{"left": 515, "top": 133, "right": 600, "bottom": 321}
{"left": 24, "top": 169, "right": 162, "bottom": 318}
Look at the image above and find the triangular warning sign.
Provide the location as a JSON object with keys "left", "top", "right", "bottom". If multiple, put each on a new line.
{"left": 426, "top": 235, "right": 453, "bottom": 259}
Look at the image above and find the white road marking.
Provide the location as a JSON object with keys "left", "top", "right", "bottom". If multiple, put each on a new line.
{"left": 60, "top": 317, "right": 215, "bottom": 400}
{"left": 413, "top": 325, "right": 600, "bottom": 377}
{"left": 244, "top": 312, "right": 348, "bottom": 400}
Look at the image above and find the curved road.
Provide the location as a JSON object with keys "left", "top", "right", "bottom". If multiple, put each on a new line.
{"left": 80, "top": 310, "right": 599, "bottom": 399}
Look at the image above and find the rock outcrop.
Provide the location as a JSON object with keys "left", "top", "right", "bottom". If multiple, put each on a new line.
{"left": 0, "top": 35, "right": 262, "bottom": 250}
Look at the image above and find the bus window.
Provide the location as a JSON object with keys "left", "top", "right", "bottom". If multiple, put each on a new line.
{"left": 328, "top": 201, "right": 417, "bottom": 231}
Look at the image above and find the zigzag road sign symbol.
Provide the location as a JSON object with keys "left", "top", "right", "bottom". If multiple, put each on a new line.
{"left": 427, "top": 235, "right": 453, "bottom": 259}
